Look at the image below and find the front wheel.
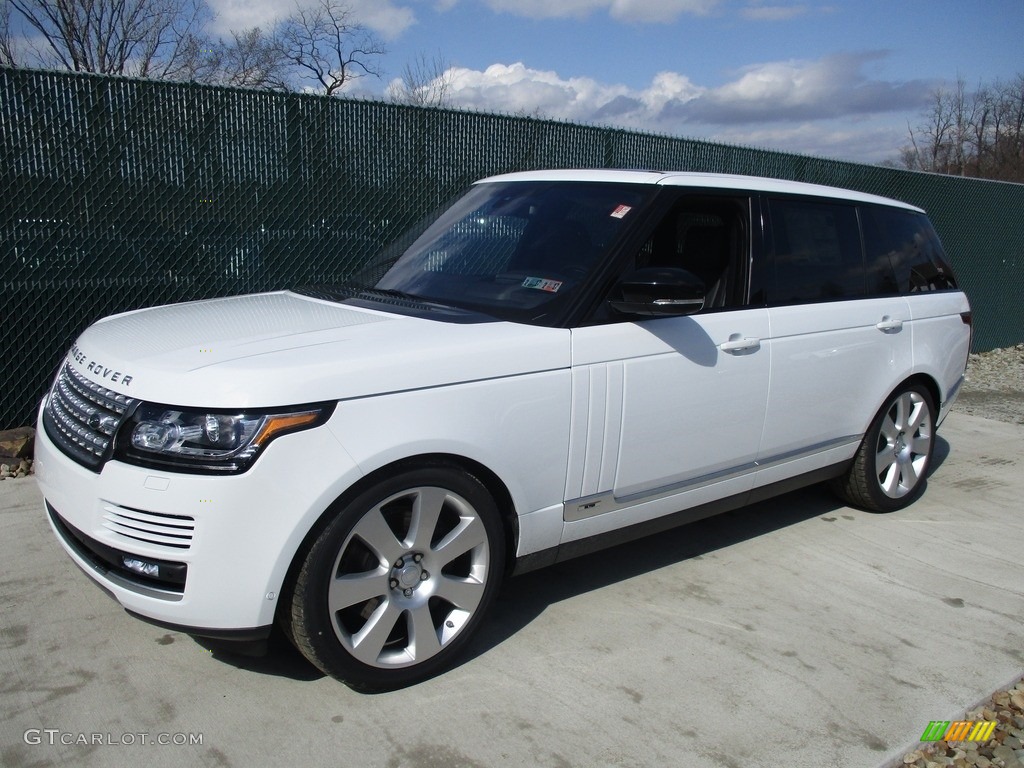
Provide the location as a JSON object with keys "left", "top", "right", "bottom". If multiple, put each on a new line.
{"left": 832, "top": 384, "right": 936, "bottom": 512}
{"left": 286, "top": 466, "right": 506, "bottom": 691}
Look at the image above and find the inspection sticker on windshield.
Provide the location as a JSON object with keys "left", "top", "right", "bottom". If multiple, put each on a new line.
{"left": 522, "top": 277, "right": 563, "bottom": 293}
{"left": 610, "top": 204, "right": 633, "bottom": 219}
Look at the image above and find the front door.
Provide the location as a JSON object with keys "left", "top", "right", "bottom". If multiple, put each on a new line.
{"left": 561, "top": 193, "right": 771, "bottom": 543}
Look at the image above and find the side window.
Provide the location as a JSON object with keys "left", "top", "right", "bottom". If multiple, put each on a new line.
{"left": 861, "top": 207, "right": 958, "bottom": 293}
{"left": 768, "top": 198, "right": 864, "bottom": 304}
{"left": 632, "top": 196, "right": 748, "bottom": 310}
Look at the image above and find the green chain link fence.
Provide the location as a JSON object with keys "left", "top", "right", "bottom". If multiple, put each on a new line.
{"left": 2, "top": 66, "right": 1023, "bottom": 429}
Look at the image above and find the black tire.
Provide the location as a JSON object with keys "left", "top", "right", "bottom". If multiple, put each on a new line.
{"left": 286, "top": 465, "right": 505, "bottom": 691}
{"left": 832, "top": 383, "right": 936, "bottom": 513}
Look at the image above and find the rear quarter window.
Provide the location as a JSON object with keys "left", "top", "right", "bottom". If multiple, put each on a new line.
{"left": 861, "top": 207, "right": 958, "bottom": 293}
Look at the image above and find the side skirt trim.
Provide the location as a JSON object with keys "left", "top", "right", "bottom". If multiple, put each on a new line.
{"left": 513, "top": 461, "right": 848, "bottom": 576}
{"left": 564, "top": 436, "right": 859, "bottom": 522}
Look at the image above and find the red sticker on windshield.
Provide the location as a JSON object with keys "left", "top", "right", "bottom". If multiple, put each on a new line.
{"left": 610, "top": 204, "right": 632, "bottom": 219}
{"left": 522, "top": 277, "right": 563, "bottom": 293}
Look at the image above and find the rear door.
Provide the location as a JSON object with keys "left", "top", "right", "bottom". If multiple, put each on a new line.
{"left": 755, "top": 196, "right": 913, "bottom": 488}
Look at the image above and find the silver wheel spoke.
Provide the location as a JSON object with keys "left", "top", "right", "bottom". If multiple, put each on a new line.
{"left": 894, "top": 394, "right": 909, "bottom": 430}
{"left": 879, "top": 460, "right": 900, "bottom": 495}
{"left": 409, "top": 487, "right": 449, "bottom": 551}
{"left": 875, "top": 446, "right": 893, "bottom": 470}
{"left": 433, "top": 515, "right": 487, "bottom": 568}
{"left": 350, "top": 600, "right": 403, "bottom": 665}
{"left": 900, "top": 458, "right": 919, "bottom": 489}
{"left": 351, "top": 508, "right": 405, "bottom": 565}
{"left": 880, "top": 415, "right": 899, "bottom": 443}
{"left": 408, "top": 603, "right": 442, "bottom": 659}
{"left": 435, "top": 575, "right": 486, "bottom": 611}
{"left": 907, "top": 400, "right": 926, "bottom": 432}
{"left": 911, "top": 435, "right": 931, "bottom": 454}
{"left": 328, "top": 569, "right": 388, "bottom": 613}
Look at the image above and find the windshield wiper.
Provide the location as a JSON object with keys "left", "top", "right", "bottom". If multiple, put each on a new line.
{"left": 294, "top": 284, "right": 466, "bottom": 314}
{"left": 355, "top": 287, "right": 457, "bottom": 310}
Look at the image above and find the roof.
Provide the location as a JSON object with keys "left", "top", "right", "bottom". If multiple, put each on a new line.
{"left": 478, "top": 169, "right": 924, "bottom": 213}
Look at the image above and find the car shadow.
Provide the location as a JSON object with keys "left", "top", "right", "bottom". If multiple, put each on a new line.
{"left": 200, "top": 433, "right": 952, "bottom": 686}
{"left": 465, "top": 481, "right": 846, "bottom": 667}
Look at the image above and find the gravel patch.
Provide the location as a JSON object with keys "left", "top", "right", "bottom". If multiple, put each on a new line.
{"left": 895, "top": 677, "right": 1024, "bottom": 768}
{"left": 956, "top": 344, "right": 1024, "bottom": 424}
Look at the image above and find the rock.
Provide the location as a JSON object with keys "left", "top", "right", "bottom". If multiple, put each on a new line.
{"left": 989, "top": 744, "right": 1016, "bottom": 765}
{"left": 0, "top": 427, "right": 34, "bottom": 459}
{"left": 905, "top": 751, "right": 924, "bottom": 764}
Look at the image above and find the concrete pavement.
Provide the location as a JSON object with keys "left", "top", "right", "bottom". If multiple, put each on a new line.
{"left": 1, "top": 411, "right": 1022, "bottom": 768}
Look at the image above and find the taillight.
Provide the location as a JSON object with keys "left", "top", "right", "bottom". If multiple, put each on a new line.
{"left": 960, "top": 310, "right": 974, "bottom": 356}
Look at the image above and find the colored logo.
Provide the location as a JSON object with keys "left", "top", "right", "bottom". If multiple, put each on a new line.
{"left": 920, "top": 720, "right": 997, "bottom": 742}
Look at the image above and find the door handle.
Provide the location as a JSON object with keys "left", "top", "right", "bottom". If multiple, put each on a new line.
{"left": 719, "top": 336, "right": 761, "bottom": 353}
{"left": 875, "top": 316, "right": 904, "bottom": 333}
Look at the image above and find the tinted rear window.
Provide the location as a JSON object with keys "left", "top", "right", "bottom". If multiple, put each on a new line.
{"left": 861, "top": 207, "right": 957, "bottom": 293}
{"left": 768, "top": 198, "right": 864, "bottom": 303}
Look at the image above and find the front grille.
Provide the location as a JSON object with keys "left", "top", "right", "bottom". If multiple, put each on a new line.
{"left": 44, "top": 363, "right": 137, "bottom": 470}
{"left": 102, "top": 504, "right": 195, "bottom": 550}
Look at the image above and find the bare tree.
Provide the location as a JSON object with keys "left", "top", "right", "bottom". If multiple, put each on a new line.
{"left": 7, "top": 0, "right": 216, "bottom": 79}
{"left": 900, "top": 73, "right": 1024, "bottom": 182}
{"left": 215, "top": 27, "right": 290, "bottom": 90}
{"left": 1, "top": 3, "right": 19, "bottom": 66}
{"left": 280, "top": 0, "right": 384, "bottom": 96}
{"left": 389, "top": 51, "right": 454, "bottom": 107}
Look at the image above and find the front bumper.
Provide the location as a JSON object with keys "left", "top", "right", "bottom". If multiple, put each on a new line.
{"left": 35, "top": 402, "right": 364, "bottom": 634}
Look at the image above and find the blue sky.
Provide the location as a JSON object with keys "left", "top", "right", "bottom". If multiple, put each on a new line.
{"left": 334, "top": 0, "right": 1024, "bottom": 164}
{"left": 17, "top": 0, "right": 1024, "bottom": 164}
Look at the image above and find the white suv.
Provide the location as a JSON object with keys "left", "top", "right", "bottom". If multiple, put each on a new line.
{"left": 35, "top": 170, "right": 971, "bottom": 690}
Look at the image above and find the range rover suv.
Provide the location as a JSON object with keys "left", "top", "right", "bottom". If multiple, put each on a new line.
{"left": 35, "top": 170, "right": 972, "bottom": 690}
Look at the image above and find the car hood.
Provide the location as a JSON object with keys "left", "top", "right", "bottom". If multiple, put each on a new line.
{"left": 64, "top": 291, "right": 570, "bottom": 407}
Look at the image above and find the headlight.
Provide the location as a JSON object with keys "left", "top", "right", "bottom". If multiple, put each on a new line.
{"left": 116, "top": 403, "right": 332, "bottom": 473}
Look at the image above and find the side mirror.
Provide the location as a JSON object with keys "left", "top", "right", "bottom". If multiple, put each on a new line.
{"left": 608, "top": 267, "right": 705, "bottom": 317}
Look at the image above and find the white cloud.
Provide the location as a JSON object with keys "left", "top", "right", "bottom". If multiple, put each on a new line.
{"left": 352, "top": 0, "right": 417, "bottom": 39}
{"left": 482, "top": 0, "right": 717, "bottom": 22}
{"left": 685, "top": 52, "right": 936, "bottom": 123}
{"left": 207, "top": 0, "right": 285, "bottom": 33}
{"left": 740, "top": 4, "right": 809, "bottom": 21}
{"left": 427, "top": 54, "right": 933, "bottom": 162}
{"left": 608, "top": 0, "right": 717, "bottom": 22}
{"left": 206, "top": 0, "right": 415, "bottom": 38}
{"left": 434, "top": 62, "right": 701, "bottom": 122}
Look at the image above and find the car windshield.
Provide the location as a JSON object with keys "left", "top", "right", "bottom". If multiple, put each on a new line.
{"left": 342, "top": 180, "right": 655, "bottom": 324}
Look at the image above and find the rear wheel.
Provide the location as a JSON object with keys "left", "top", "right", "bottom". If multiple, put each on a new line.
{"left": 832, "top": 384, "right": 935, "bottom": 512}
{"left": 287, "top": 466, "right": 505, "bottom": 691}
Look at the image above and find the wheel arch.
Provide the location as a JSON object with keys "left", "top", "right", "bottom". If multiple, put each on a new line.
{"left": 899, "top": 373, "right": 941, "bottom": 416}
{"left": 864, "top": 373, "right": 941, "bottom": 436}
{"left": 275, "top": 452, "right": 520, "bottom": 629}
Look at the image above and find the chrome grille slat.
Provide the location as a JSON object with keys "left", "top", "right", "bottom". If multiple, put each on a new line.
{"left": 44, "top": 363, "right": 137, "bottom": 470}
{"left": 101, "top": 505, "right": 195, "bottom": 551}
